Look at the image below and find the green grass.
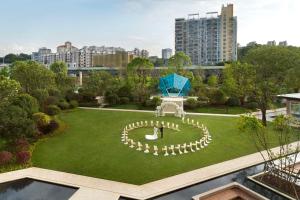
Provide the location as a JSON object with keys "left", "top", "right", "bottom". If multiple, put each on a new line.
{"left": 32, "top": 109, "right": 299, "bottom": 185}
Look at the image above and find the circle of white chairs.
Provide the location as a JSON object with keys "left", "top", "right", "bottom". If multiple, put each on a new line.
{"left": 121, "top": 118, "right": 212, "bottom": 157}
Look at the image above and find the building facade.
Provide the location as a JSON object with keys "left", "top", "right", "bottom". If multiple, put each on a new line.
{"left": 175, "top": 4, "right": 237, "bottom": 65}
{"left": 162, "top": 48, "right": 172, "bottom": 60}
{"left": 32, "top": 42, "right": 141, "bottom": 68}
{"left": 92, "top": 51, "right": 136, "bottom": 68}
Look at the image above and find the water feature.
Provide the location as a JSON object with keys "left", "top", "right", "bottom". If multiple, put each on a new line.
{"left": 0, "top": 178, "right": 78, "bottom": 200}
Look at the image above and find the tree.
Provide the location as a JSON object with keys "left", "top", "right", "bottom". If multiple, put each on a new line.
{"left": 207, "top": 75, "right": 218, "bottom": 87}
{"left": 0, "top": 77, "right": 21, "bottom": 105}
{"left": 0, "top": 67, "right": 10, "bottom": 77}
{"left": 50, "top": 61, "right": 68, "bottom": 75}
{"left": 168, "top": 52, "right": 191, "bottom": 71}
{"left": 0, "top": 105, "right": 36, "bottom": 142}
{"left": 222, "top": 62, "right": 254, "bottom": 105}
{"left": 239, "top": 114, "right": 300, "bottom": 199}
{"left": 84, "top": 71, "right": 113, "bottom": 96}
{"left": 50, "top": 61, "right": 74, "bottom": 94}
{"left": 127, "top": 58, "right": 154, "bottom": 103}
{"left": 127, "top": 57, "right": 154, "bottom": 83}
{"left": 11, "top": 94, "right": 39, "bottom": 116}
{"left": 3, "top": 53, "right": 31, "bottom": 63}
{"left": 245, "top": 46, "right": 300, "bottom": 126}
{"left": 11, "top": 61, "right": 55, "bottom": 94}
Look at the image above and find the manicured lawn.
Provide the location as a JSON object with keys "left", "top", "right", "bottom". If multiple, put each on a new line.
{"left": 32, "top": 109, "right": 299, "bottom": 185}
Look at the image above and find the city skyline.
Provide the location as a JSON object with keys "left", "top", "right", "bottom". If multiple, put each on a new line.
{"left": 0, "top": 0, "right": 299, "bottom": 57}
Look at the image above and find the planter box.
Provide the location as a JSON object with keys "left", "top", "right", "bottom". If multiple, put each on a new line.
{"left": 192, "top": 182, "right": 268, "bottom": 200}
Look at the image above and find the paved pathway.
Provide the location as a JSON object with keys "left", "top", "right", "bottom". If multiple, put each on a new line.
{"left": 1, "top": 141, "right": 299, "bottom": 200}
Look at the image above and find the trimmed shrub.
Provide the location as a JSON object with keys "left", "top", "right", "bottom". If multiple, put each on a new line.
{"left": 58, "top": 101, "right": 69, "bottom": 110}
{"left": 66, "top": 90, "right": 81, "bottom": 102}
{"left": 48, "top": 88, "right": 61, "bottom": 98}
{"left": 45, "top": 96, "right": 59, "bottom": 106}
{"left": 15, "top": 138, "right": 30, "bottom": 152}
{"left": 197, "top": 95, "right": 209, "bottom": 103}
{"left": 120, "top": 97, "right": 130, "bottom": 104}
{"left": 78, "top": 101, "right": 98, "bottom": 107}
{"left": 16, "top": 151, "right": 31, "bottom": 164}
{"left": 33, "top": 112, "right": 51, "bottom": 128}
{"left": 0, "top": 151, "right": 13, "bottom": 165}
{"left": 226, "top": 97, "right": 241, "bottom": 107}
{"left": 69, "top": 100, "right": 78, "bottom": 108}
{"left": 12, "top": 94, "right": 39, "bottom": 116}
{"left": 246, "top": 102, "right": 259, "bottom": 110}
{"left": 105, "top": 92, "right": 120, "bottom": 105}
{"left": 208, "top": 89, "right": 227, "bottom": 105}
{"left": 31, "top": 89, "right": 49, "bottom": 106}
{"left": 41, "top": 119, "right": 59, "bottom": 134}
{"left": 151, "top": 97, "right": 162, "bottom": 107}
{"left": 46, "top": 105, "right": 61, "bottom": 116}
{"left": 185, "top": 98, "right": 198, "bottom": 109}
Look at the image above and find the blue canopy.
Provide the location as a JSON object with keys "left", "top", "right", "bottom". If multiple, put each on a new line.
{"left": 159, "top": 73, "right": 191, "bottom": 97}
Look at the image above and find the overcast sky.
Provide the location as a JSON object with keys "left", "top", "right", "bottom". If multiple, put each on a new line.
{"left": 0, "top": 0, "right": 299, "bottom": 57}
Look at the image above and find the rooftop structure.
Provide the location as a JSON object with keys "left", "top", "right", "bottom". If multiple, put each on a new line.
{"left": 159, "top": 73, "right": 191, "bottom": 97}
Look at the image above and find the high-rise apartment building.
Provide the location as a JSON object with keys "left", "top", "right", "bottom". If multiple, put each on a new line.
{"left": 131, "top": 48, "right": 149, "bottom": 58}
{"left": 175, "top": 4, "right": 237, "bottom": 65}
{"left": 279, "top": 41, "right": 288, "bottom": 46}
{"left": 32, "top": 42, "right": 128, "bottom": 68}
{"left": 162, "top": 48, "right": 173, "bottom": 60}
{"left": 267, "top": 40, "right": 276, "bottom": 46}
{"left": 92, "top": 51, "right": 136, "bottom": 68}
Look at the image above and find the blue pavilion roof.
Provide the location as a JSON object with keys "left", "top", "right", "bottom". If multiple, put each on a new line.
{"left": 159, "top": 73, "right": 191, "bottom": 97}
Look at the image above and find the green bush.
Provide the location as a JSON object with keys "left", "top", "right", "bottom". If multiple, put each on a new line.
{"left": 78, "top": 102, "right": 99, "bottom": 107}
{"left": 105, "top": 91, "right": 120, "bottom": 105}
{"left": 48, "top": 88, "right": 61, "bottom": 98}
{"left": 41, "top": 119, "right": 59, "bottom": 134}
{"left": 69, "top": 100, "right": 78, "bottom": 108}
{"left": 245, "top": 102, "right": 259, "bottom": 110}
{"left": 226, "top": 97, "right": 241, "bottom": 107}
{"left": 151, "top": 97, "right": 162, "bottom": 107}
{"left": 58, "top": 101, "right": 69, "bottom": 110}
{"left": 197, "top": 95, "right": 209, "bottom": 103}
{"left": 12, "top": 94, "right": 39, "bottom": 116}
{"left": 208, "top": 89, "right": 226, "bottom": 105}
{"left": 185, "top": 98, "right": 198, "bottom": 109}
{"left": 120, "top": 97, "right": 130, "bottom": 104}
{"left": 31, "top": 89, "right": 49, "bottom": 106}
{"left": 45, "top": 96, "right": 59, "bottom": 106}
{"left": 33, "top": 112, "right": 51, "bottom": 128}
{"left": 46, "top": 105, "right": 61, "bottom": 116}
{"left": 66, "top": 90, "right": 81, "bottom": 102}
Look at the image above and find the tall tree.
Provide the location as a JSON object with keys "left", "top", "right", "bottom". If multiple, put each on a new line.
{"left": 0, "top": 77, "right": 21, "bottom": 105}
{"left": 11, "top": 61, "right": 55, "bottom": 94}
{"left": 84, "top": 71, "right": 113, "bottom": 96}
{"left": 245, "top": 46, "right": 300, "bottom": 125}
{"left": 222, "top": 62, "right": 254, "bottom": 105}
{"left": 50, "top": 61, "right": 74, "bottom": 94}
{"left": 168, "top": 52, "right": 191, "bottom": 71}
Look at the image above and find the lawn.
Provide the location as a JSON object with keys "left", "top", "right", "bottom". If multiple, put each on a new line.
{"left": 32, "top": 108, "right": 299, "bottom": 185}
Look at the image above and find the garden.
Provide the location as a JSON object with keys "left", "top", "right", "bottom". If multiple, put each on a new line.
{"left": 31, "top": 108, "right": 300, "bottom": 184}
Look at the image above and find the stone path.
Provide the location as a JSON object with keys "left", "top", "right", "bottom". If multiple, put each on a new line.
{"left": 1, "top": 141, "right": 299, "bottom": 200}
